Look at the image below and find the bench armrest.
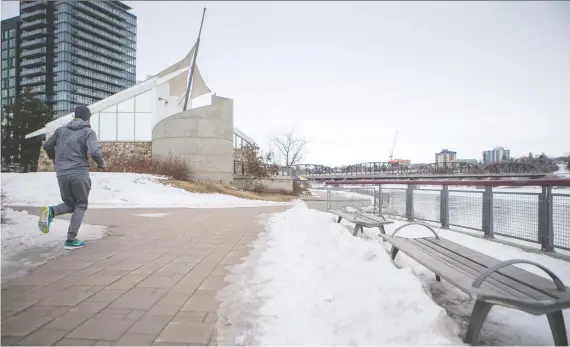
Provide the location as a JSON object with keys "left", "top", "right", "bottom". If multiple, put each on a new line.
{"left": 391, "top": 222, "right": 440, "bottom": 240}
{"left": 472, "top": 259, "right": 566, "bottom": 291}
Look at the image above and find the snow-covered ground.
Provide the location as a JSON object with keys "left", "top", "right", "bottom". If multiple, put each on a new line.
{"left": 2, "top": 172, "right": 296, "bottom": 208}
{"left": 1, "top": 208, "right": 106, "bottom": 282}
{"left": 217, "top": 203, "right": 570, "bottom": 346}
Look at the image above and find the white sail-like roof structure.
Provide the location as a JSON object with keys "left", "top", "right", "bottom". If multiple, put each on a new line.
{"left": 25, "top": 46, "right": 254, "bottom": 148}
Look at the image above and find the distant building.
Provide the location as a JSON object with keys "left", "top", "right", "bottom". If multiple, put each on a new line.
{"left": 482, "top": 147, "right": 510, "bottom": 164}
{"left": 435, "top": 149, "right": 456, "bottom": 164}
{"left": 388, "top": 159, "right": 411, "bottom": 166}
{"left": 456, "top": 159, "right": 478, "bottom": 164}
{"left": 2, "top": 0, "right": 137, "bottom": 117}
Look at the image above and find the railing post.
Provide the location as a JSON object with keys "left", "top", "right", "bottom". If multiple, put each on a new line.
{"left": 539, "top": 186, "right": 554, "bottom": 252}
{"left": 378, "top": 184, "right": 382, "bottom": 215}
{"left": 326, "top": 187, "right": 331, "bottom": 213}
{"left": 406, "top": 184, "right": 414, "bottom": 221}
{"left": 373, "top": 186, "right": 377, "bottom": 212}
{"left": 482, "top": 186, "right": 494, "bottom": 238}
{"left": 440, "top": 185, "right": 449, "bottom": 229}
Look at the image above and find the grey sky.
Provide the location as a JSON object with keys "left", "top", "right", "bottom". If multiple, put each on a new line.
{"left": 3, "top": 1, "right": 569, "bottom": 165}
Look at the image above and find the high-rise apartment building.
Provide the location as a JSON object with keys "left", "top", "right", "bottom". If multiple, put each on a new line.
{"left": 1, "top": 17, "right": 20, "bottom": 108}
{"left": 3, "top": 0, "right": 136, "bottom": 117}
{"left": 435, "top": 149, "right": 456, "bottom": 164}
{"left": 482, "top": 147, "right": 510, "bottom": 163}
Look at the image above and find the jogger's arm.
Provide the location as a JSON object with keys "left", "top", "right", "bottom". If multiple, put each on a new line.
{"left": 43, "top": 129, "right": 59, "bottom": 160}
{"left": 86, "top": 130, "right": 107, "bottom": 169}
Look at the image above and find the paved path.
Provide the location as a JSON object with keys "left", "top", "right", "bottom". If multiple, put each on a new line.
{"left": 1, "top": 206, "right": 289, "bottom": 346}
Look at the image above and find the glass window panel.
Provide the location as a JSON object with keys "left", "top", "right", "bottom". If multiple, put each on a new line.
{"left": 117, "top": 113, "right": 135, "bottom": 141}
{"left": 135, "top": 90, "right": 152, "bottom": 112}
{"left": 134, "top": 112, "right": 152, "bottom": 141}
{"left": 101, "top": 104, "right": 116, "bottom": 113}
{"left": 117, "top": 96, "right": 134, "bottom": 112}
{"left": 98, "top": 112, "right": 117, "bottom": 141}
{"left": 90, "top": 113, "right": 100, "bottom": 137}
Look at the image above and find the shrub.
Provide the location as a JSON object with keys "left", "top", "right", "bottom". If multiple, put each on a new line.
{"left": 241, "top": 144, "right": 278, "bottom": 191}
{"left": 91, "top": 151, "right": 192, "bottom": 181}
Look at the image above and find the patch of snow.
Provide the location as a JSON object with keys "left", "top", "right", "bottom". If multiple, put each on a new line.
{"left": 131, "top": 213, "right": 173, "bottom": 218}
{"left": 216, "top": 203, "right": 463, "bottom": 345}
{"left": 1, "top": 208, "right": 106, "bottom": 282}
{"left": 2, "top": 172, "right": 297, "bottom": 208}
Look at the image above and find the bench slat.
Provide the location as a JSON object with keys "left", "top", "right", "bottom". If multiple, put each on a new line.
{"left": 413, "top": 239, "right": 550, "bottom": 301}
{"left": 384, "top": 236, "right": 507, "bottom": 297}
{"left": 427, "top": 238, "right": 570, "bottom": 300}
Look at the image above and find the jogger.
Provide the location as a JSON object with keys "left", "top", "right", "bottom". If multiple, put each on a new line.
{"left": 38, "top": 105, "right": 106, "bottom": 250}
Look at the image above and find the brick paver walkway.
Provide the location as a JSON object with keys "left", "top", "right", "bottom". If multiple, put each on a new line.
{"left": 1, "top": 206, "right": 288, "bottom": 346}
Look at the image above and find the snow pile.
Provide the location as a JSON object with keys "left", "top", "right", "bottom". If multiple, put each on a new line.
{"left": 1, "top": 208, "right": 106, "bottom": 282}
{"left": 2, "top": 172, "right": 297, "bottom": 208}
{"left": 216, "top": 203, "right": 462, "bottom": 346}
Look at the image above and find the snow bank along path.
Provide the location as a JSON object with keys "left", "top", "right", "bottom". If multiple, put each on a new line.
{"left": 2, "top": 172, "right": 296, "bottom": 208}
{"left": 217, "top": 203, "right": 570, "bottom": 345}
{"left": 1, "top": 208, "right": 106, "bottom": 282}
{"left": 216, "top": 203, "right": 462, "bottom": 345}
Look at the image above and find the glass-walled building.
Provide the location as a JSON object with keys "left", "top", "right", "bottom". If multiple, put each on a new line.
{"left": 12, "top": 0, "right": 136, "bottom": 116}
{"left": 88, "top": 89, "right": 153, "bottom": 141}
{"left": 1, "top": 17, "right": 20, "bottom": 108}
{"left": 26, "top": 46, "right": 257, "bottom": 148}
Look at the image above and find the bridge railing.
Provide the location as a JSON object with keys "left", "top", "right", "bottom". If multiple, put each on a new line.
{"left": 319, "top": 179, "right": 570, "bottom": 252}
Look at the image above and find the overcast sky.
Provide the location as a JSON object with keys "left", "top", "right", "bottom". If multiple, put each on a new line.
{"left": 2, "top": 1, "right": 569, "bottom": 165}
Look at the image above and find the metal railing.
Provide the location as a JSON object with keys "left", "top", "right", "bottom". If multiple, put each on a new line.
{"left": 318, "top": 179, "right": 570, "bottom": 252}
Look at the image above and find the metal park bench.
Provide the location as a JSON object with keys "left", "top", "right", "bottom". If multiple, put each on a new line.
{"left": 332, "top": 205, "right": 394, "bottom": 236}
{"left": 378, "top": 222, "right": 570, "bottom": 346}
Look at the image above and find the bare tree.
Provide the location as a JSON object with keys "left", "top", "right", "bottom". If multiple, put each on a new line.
{"left": 270, "top": 129, "right": 308, "bottom": 166}
{"left": 241, "top": 144, "right": 278, "bottom": 192}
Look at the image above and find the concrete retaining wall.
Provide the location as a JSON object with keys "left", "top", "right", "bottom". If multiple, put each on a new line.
{"left": 152, "top": 96, "right": 234, "bottom": 184}
{"left": 232, "top": 175, "right": 295, "bottom": 192}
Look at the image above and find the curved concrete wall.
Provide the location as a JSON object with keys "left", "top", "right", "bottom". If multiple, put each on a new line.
{"left": 152, "top": 96, "right": 234, "bottom": 184}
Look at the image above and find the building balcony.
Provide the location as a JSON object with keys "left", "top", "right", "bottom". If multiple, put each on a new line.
{"left": 74, "top": 59, "right": 126, "bottom": 80}
{"left": 73, "top": 20, "right": 125, "bottom": 46}
{"left": 73, "top": 39, "right": 125, "bottom": 62}
{"left": 20, "top": 18, "right": 47, "bottom": 29}
{"left": 20, "top": 8, "right": 47, "bottom": 20}
{"left": 75, "top": 2, "right": 127, "bottom": 30}
{"left": 71, "top": 77, "right": 122, "bottom": 94}
{"left": 74, "top": 11, "right": 127, "bottom": 38}
{"left": 72, "top": 49, "right": 126, "bottom": 70}
{"left": 21, "top": 47, "right": 47, "bottom": 58}
{"left": 21, "top": 28, "right": 48, "bottom": 39}
{"left": 20, "top": 37, "right": 46, "bottom": 48}
{"left": 21, "top": 76, "right": 46, "bottom": 86}
{"left": 28, "top": 85, "right": 46, "bottom": 94}
{"left": 73, "top": 86, "right": 112, "bottom": 100}
{"left": 73, "top": 28, "right": 126, "bottom": 53}
{"left": 21, "top": 56, "right": 46, "bottom": 67}
{"left": 21, "top": 67, "right": 46, "bottom": 77}
{"left": 72, "top": 68, "right": 128, "bottom": 88}
{"left": 20, "top": 0, "right": 48, "bottom": 11}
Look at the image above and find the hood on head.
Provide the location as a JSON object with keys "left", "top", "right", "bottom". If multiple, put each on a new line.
{"left": 65, "top": 118, "right": 91, "bottom": 130}
{"left": 75, "top": 105, "right": 91, "bottom": 121}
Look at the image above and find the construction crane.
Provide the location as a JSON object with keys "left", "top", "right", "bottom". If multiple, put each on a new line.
{"left": 389, "top": 130, "right": 398, "bottom": 162}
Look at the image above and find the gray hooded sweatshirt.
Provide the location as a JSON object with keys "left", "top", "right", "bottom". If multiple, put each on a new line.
{"left": 43, "top": 105, "right": 106, "bottom": 177}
